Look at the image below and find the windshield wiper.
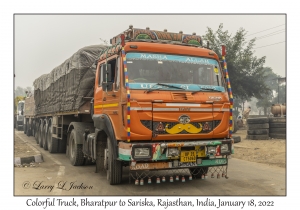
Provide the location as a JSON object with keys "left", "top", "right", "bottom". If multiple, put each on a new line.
{"left": 191, "top": 88, "right": 222, "bottom": 95}
{"left": 145, "top": 83, "right": 185, "bottom": 93}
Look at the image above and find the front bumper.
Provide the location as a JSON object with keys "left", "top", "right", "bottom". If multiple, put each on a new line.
{"left": 118, "top": 139, "right": 233, "bottom": 171}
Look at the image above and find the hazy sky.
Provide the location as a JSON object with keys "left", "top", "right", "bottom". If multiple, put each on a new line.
{"left": 14, "top": 14, "right": 285, "bottom": 89}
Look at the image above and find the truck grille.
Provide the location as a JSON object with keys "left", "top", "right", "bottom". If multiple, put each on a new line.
{"left": 140, "top": 120, "right": 221, "bottom": 135}
{"left": 171, "top": 92, "right": 193, "bottom": 100}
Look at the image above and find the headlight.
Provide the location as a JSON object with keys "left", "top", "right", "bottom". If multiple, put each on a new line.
{"left": 134, "top": 148, "right": 150, "bottom": 157}
{"left": 221, "top": 144, "right": 229, "bottom": 153}
{"left": 207, "top": 146, "right": 216, "bottom": 154}
{"left": 167, "top": 148, "right": 179, "bottom": 157}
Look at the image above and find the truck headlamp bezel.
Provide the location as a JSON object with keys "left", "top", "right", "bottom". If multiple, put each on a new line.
{"left": 220, "top": 142, "right": 231, "bottom": 155}
{"left": 132, "top": 145, "right": 152, "bottom": 160}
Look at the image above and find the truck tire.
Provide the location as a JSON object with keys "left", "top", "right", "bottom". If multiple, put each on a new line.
{"left": 35, "top": 122, "right": 39, "bottom": 144}
{"left": 247, "top": 123, "right": 269, "bottom": 130}
{"left": 269, "top": 127, "right": 286, "bottom": 134}
{"left": 106, "top": 137, "right": 122, "bottom": 185}
{"left": 269, "top": 122, "right": 286, "bottom": 128}
{"left": 269, "top": 133, "right": 286, "bottom": 139}
{"left": 26, "top": 123, "right": 32, "bottom": 136}
{"left": 69, "top": 130, "right": 84, "bottom": 166}
{"left": 39, "top": 123, "right": 43, "bottom": 148}
{"left": 189, "top": 167, "right": 209, "bottom": 179}
{"left": 32, "top": 120, "right": 35, "bottom": 137}
{"left": 43, "top": 123, "right": 48, "bottom": 150}
{"left": 24, "top": 121, "right": 27, "bottom": 134}
{"left": 47, "top": 121, "right": 58, "bottom": 153}
{"left": 247, "top": 118, "right": 269, "bottom": 124}
{"left": 246, "top": 135, "right": 269, "bottom": 140}
{"left": 247, "top": 129, "right": 269, "bottom": 135}
{"left": 95, "top": 139, "right": 107, "bottom": 173}
{"left": 232, "top": 135, "right": 241, "bottom": 143}
{"left": 269, "top": 118, "right": 286, "bottom": 123}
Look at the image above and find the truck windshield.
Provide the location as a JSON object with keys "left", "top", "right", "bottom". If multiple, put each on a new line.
{"left": 125, "top": 52, "right": 225, "bottom": 92}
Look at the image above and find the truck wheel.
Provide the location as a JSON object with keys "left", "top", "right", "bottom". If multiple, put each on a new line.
{"left": 269, "top": 127, "right": 286, "bottom": 134}
{"left": 246, "top": 134, "right": 269, "bottom": 140}
{"left": 95, "top": 139, "right": 107, "bottom": 172}
{"left": 247, "top": 117, "right": 269, "bottom": 124}
{"left": 106, "top": 137, "right": 122, "bottom": 185}
{"left": 269, "top": 133, "right": 286, "bottom": 139}
{"left": 43, "top": 124, "right": 48, "bottom": 150}
{"left": 35, "top": 122, "right": 39, "bottom": 144}
{"left": 31, "top": 120, "right": 35, "bottom": 137}
{"left": 189, "top": 167, "right": 208, "bottom": 179}
{"left": 247, "top": 129, "right": 269, "bottom": 135}
{"left": 47, "top": 122, "right": 58, "bottom": 153}
{"left": 232, "top": 135, "right": 241, "bottom": 143}
{"left": 269, "top": 117, "right": 286, "bottom": 123}
{"left": 69, "top": 130, "right": 84, "bottom": 166}
{"left": 39, "top": 123, "right": 43, "bottom": 148}
{"left": 247, "top": 123, "right": 269, "bottom": 130}
{"left": 269, "top": 122, "right": 286, "bottom": 128}
{"left": 24, "top": 121, "right": 27, "bottom": 134}
{"left": 26, "top": 123, "right": 31, "bottom": 136}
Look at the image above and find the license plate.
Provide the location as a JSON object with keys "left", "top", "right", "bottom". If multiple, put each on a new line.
{"left": 180, "top": 151, "right": 196, "bottom": 162}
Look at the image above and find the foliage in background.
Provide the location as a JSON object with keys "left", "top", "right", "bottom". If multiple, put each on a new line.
{"left": 256, "top": 67, "right": 279, "bottom": 115}
{"left": 14, "top": 86, "right": 32, "bottom": 97}
{"left": 14, "top": 86, "right": 32, "bottom": 114}
{"left": 272, "top": 84, "right": 286, "bottom": 104}
{"left": 202, "top": 24, "right": 270, "bottom": 100}
{"left": 14, "top": 96, "right": 25, "bottom": 114}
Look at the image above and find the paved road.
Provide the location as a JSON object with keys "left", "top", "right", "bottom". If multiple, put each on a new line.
{"left": 14, "top": 131, "right": 285, "bottom": 196}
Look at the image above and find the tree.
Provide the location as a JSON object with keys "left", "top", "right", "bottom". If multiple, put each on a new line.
{"left": 14, "top": 86, "right": 32, "bottom": 97}
{"left": 256, "top": 67, "right": 282, "bottom": 115}
{"left": 202, "top": 24, "right": 270, "bottom": 100}
{"left": 272, "top": 84, "right": 286, "bottom": 104}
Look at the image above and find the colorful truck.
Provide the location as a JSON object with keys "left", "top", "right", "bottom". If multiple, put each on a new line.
{"left": 24, "top": 26, "right": 234, "bottom": 185}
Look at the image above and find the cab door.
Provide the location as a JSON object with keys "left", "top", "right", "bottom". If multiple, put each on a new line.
{"left": 100, "top": 56, "right": 123, "bottom": 140}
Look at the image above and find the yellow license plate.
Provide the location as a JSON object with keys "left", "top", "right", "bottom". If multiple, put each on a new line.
{"left": 180, "top": 151, "right": 196, "bottom": 162}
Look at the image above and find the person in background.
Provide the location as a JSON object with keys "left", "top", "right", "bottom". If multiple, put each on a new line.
{"left": 242, "top": 106, "right": 251, "bottom": 125}
{"left": 237, "top": 115, "right": 243, "bottom": 128}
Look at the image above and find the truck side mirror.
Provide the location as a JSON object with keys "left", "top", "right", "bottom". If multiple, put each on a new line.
{"left": 102, "top": 64, "right": 112, "bottom": 82}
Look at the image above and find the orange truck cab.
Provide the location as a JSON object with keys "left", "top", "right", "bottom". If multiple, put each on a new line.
{"left": 92, "top": 26, "right": 234, "bottom": 184}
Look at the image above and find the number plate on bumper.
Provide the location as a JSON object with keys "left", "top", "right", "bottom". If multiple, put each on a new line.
{"left": 180, "top": 151, "right": 196, "bottom": 162}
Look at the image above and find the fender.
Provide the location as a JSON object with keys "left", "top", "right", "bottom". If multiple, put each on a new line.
{"left": 67, "top": 122, "right": 95, "bottom": 145}
{"left": 92, "top": 114, "right": 118, "bottom": 159}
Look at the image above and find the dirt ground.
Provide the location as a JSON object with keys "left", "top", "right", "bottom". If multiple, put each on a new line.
{"left": 232, "top": 129, "right": 286, "bottom": 168}
{"left": 14, "top": 129, "right": 286, "bottom": 168}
